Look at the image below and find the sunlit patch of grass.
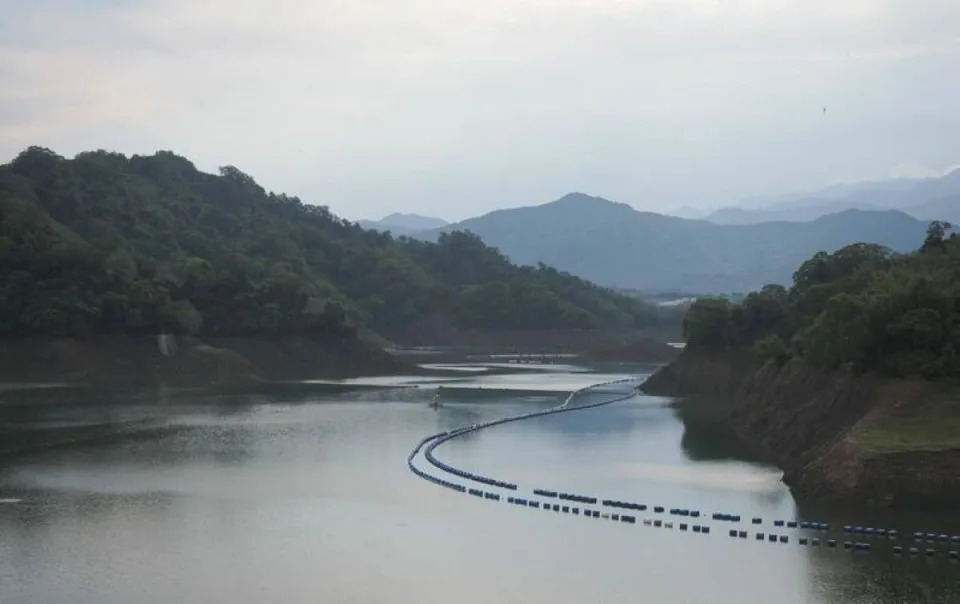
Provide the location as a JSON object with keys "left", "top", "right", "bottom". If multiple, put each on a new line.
{"left": 856, "top": 394, "right": 960, "bottom": 454}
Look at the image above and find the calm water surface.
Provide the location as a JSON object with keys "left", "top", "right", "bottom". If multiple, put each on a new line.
{"left": 0, "top": 365, "right": 957, "bottom": 604}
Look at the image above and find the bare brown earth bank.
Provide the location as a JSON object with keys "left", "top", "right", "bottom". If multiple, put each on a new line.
{"left": 643, "top": 350, "right": 960, "bottom": 508}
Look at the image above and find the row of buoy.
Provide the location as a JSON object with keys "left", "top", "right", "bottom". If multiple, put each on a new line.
{"left": 603, "top": 500, "right": 647, "bottom": 511}
{"left": 407, "top": 432, "right": 468, "bottom": 493}
{"left": 407, "top": 379, "right": 960, "bottom": 564}
{"left": 773, "top": 520, "right": 831, "bottom": 531}
{"left": 416, "top": 466, "right": 960, "bottom": 562}
{"left": 421, "top": 429, "right": 853, "bottom": 545}
{"left": 913, "top": 532, "right": 960, "bottom": 543}
{"left": 674, "top": 522, "right": 711, "bottom": 534}
{"left": 430, "top": 475, "right": 960, "bottom": 562}
{"left": 557, "top": 492, "right": 598, "bottom": 505}
{"left": 841, "top": 525, "right": 895, "bottom": 537}
{"left": 420, "top": 378, "right": 642, "bottom": 497}
{"left": 894, "top": 547, "right": 960, "bottom": 559}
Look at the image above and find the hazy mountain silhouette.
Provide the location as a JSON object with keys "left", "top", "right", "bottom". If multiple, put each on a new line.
{"left": 702, "top": 169, "right": 960, "bottom": 225}
{"left": 359, "top": 212, "right": 447, "bottom": 235}
{"left": 430, "top": 193, "right": 930, "bottom": 294}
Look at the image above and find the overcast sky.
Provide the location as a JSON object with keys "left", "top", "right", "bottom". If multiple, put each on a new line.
{"left": 2, "top": 0, "right": 959, "bottom": 221}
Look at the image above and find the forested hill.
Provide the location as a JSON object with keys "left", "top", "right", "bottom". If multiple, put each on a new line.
{"left": 0, "top": 147, "right": 668, "bottom": 343}
{"left": 682, "top": 222, "right": 960, "bottom": 379}
{"left": 432, "top": 192, "right": 931, "bottom": 293}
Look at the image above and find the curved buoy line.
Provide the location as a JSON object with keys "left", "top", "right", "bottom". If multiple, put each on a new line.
{"left": 406, "top": 377, "right": 960, "bottom": 562}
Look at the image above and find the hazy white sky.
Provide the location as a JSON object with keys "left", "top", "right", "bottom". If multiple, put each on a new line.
{"left": 2, "top": 0, "right": 959, "bottom": 220}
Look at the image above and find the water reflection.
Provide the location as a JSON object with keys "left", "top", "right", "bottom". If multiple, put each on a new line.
{"left": 0, "top": 372, "right": 957, "bottom": 604}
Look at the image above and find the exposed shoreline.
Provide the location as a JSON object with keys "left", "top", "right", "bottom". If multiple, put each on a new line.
{"left": 0, "top": 332, "right": 678, "bottom": 388}
{"left": 642, "top": 349, "right": 960, "bottom": 509}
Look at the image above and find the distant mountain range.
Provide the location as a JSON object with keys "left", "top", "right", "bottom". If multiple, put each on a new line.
{"left": 358, "top": 212, "right": 447, "bottom": 235}
{"left": 702, "top": 169, "right": 960, "bottom": 225}
{"left": 420, "top": 193, "right": 932, "bottom": 294}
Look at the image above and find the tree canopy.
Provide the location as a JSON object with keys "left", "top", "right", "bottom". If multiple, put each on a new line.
{"left": 0, "top": 147, "right": 673, "bottom": 341}
{"left": 683, "top": 222, "right": 960, "bottom": 379}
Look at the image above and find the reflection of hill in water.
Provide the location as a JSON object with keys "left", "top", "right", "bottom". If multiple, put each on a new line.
{"left": 803, "top": 540, "right": 960, "bottom": 604}
{"left": 669, "top": 400, "right": 765, "bottom": 464}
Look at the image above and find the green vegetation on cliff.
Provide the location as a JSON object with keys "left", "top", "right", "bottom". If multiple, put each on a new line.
{"left": 0, "top": 147, "right": 670, "bottom": 342}
{"left": 682, "top": 222, "right": 960, "bottom": 379}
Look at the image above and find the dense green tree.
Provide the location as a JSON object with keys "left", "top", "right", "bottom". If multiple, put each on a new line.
{"left": 684, "top": 230, "right": 960, "bottom": 380}
{"left": 683, "top": 298, "right": 734, "bottom": 348}
{"left": 0, "top": 147, "right": 675, "bottom": 342}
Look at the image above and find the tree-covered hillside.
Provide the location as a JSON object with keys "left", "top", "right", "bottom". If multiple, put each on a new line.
{"left": 683, "top": 222, "right": 960, "bottom": 379}
{"left": 0, "top": 147, "right": 669, "bottom": 342}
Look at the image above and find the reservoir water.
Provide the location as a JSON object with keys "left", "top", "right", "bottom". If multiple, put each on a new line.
{"left": 0, "top": 363, "right": 957, "bottom": 604}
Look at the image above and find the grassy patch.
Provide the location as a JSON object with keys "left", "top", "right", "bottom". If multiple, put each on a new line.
{"left": 857, "top": 394, "right": 960, "bottom": 454}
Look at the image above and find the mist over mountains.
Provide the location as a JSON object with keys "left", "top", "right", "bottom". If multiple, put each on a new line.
{"left": 700, "top": 169, "right": 960, "bottom": 225}
{"left": 358, "top": 213, "right": 448, "bottom": 236}
{"left": 419, "top": 193, "right": 933, "bottom": 294}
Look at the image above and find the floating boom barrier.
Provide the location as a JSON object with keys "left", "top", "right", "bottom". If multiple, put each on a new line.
{"left": 405, "top": 376, "right": 960, "bottom": 562}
